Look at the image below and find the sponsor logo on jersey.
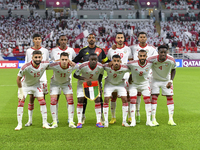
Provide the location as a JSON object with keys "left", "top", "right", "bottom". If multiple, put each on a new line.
{"left": 86, "top": 52, "right": 89, "bottom": 55}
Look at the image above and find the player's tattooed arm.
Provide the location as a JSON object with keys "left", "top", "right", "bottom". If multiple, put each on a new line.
{"left": 166, "top": 69, "right": 176, "bottom": 89}
{"left": 17, "top": 76, "right": 22, "bottom": 88}
{"left": 73, "top": 73, "right": 92, "bottom": 86}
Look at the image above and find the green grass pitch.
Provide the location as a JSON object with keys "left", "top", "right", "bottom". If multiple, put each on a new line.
{"left": 0, "top": 67, "right": 200, "bottom": 150}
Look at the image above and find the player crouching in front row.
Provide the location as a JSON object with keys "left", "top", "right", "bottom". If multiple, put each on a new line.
{"left": 148, "top": 45, "right": 176, "bottom": 126}
{"left": 47, "top": 52, "right": 77, "bottom": 128}
{"left": 103, "top": 55, "right": 130, "bottom": 127}
{"left": 16, "top": 51, "right": 51, "bottom": 130}
{"left": 127, "top": 50, "right": 155, "bottom": 127}
{"left": 73, "top": 53, "right": 104, "bottom": 128}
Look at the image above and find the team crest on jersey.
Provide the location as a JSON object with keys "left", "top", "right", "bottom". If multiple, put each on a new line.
{"left": 86, "top": 52, "right": 89, "bottom": 55}
{"left": 145, "top": 68, "right": 149, "bottom": 72}
{"left": 57, "top": 53, "right": 60, "bottom": 55}
{"left": 124, "top": 50, "right": 127, "bottom": 54}
{"left": 165, "top": 63, "right": 169, "bottom": 67}
{"left": 86, "top": 72, "right": 88, "bottom": 74}
{"left": 155, "top": 63, "right": 157, "bottom": 65}
{"left": 119, "top": 71, "right": 123, "bottom": 74}
{"left": 67, "top": 69, "right": 71, "bottom": 73}
{"left": 30, "top": 71, "right": 33, "bottom": 73}
{"left": 95, "top": 71, "right": 99, "bottom": 74}
{"left": 135, "top": 69, "right": 138, "bottom": 71}
{"left": 114, "top": 51, "right": 116, "bottom": 53}
{"left": 109, "top": 71, "right": 112, "bottom": 73}
{"left": 57, "top": 71, "right": 60, "bottom": 73}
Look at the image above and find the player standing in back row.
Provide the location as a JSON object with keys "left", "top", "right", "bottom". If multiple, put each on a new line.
{"left": 24, "top": 33, "right": 49, "bottom": 127}
{"left": 148, "top": 45, "right": 176, "bottom": 126}
{"left": 129, "top": 32, "right": 157, "bottom": 123}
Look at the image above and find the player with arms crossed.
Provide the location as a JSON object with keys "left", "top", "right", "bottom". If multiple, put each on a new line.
{"left": 127, "top": 49, "right": 155, "bottom": 127}
{"left": 24, "top": 33, "right": 49, "bottom": 127}
{"left": 130, "top": 32, "right": 157, "bottom": 123}
{"left": 107, "top": 32, "right": 132, "bottom": 124}
{"left": 48, "top": 52, "right": 77, "bottom": 128}
{"left": 15, "top": 51, "right": 51, "bottom": 130}
{"left": 148, "top": 45, "right": 176, "bottom": 126}
{"left": 103, "top": 55, "right": 130, "bottom": 127}
{"left": 73, "top": 53, "right": 104, "bottom": 128}
{"left": 51, "top": 35, "right": 76, "bottom": 123}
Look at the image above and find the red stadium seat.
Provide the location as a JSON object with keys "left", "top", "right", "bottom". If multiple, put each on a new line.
{"left": 194, "top": 47, "right": 197, "bottom": 52}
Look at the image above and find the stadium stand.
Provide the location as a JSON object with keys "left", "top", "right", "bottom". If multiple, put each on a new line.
{"left": 0, "top": 0, "right": 40, "bottom": 10}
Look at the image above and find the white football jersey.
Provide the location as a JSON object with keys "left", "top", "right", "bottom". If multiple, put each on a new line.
{"left": 130, "top": 44, "right": 158, "bottom": 60}
{"left": 18, "top": 61, "right": 49, "bottom": 87}
{"left": 148, "top": 55, "right": 176, "bottom": 81}
{"left": 74, "top": 61, "right": 104, "bottom": 85}
{"left": 25, "top": 47, "right": 49, "bottom": 82}
{"left": 127, "top": 60, "right": 152, "bottom": 85}
{"left": 51, "top": 46, "right": 76, "bottom": 61}
{"left": 107, "top": 45, "right": 132, "bottom": 64}
{"left": 48, "top": 62, "right": 78, "bottom": 84}
{"left": 103, "top": 64, "right": 130, "bottom": 85}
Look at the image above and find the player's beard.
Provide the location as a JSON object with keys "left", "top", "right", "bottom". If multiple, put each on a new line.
{"left": 89, "top": 40, "right": 95, "bottom": 45}
{"left": 139, "top": 59, "right": 146, "bottom": 65}
{"left": 114, "top": 64, "right": 119, "bottom": 70}
{"left": 34, "top": 60, "right": 41, "bottom": 66}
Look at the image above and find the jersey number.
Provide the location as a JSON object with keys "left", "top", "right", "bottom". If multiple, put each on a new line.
{"left": 139, "top": 71, "right": 143, "bottom": 76}
{"left": 159, "top": 66, "right": 162, "bottom": 70}
{"left": 117, "top": 53, "right": 124, "bottom": 58}
{"left": 60, "top": 73, "right": 66, "bottom": 77}
{"left": 89, "top": 74, "right": 93, "bottom": 79}
{"left": 113, "top": 73, "right": 117, "bottom": 78}
{"left": 34, "top": 72, "right": 40, "bottom": 77}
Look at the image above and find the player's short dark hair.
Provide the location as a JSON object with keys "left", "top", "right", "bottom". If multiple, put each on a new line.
{"left": 158, "top": 45, "right": 168, "bottom": 51}
{"left": 32, "top": 50, "right": 42, "bottom": 56}
{"left": 112, "top": 54, "right": 121, "bottom": 59}
{"left": 138, "top": 49, "right": 147, "bottom": 54}
{"left": 59, "top": 35, "right": 67, "bottom": 40}
{"left": 88, "top": 33, "right": 95, "bottom": 38}
{"left": 32, "top": 33, "right": 41, "bottom": 39}
{"left": 60, "top": 52, "right": 69, "bottom": 58}
{"left": 116, "top": 32, "right": 124, "bottom": 37}
{"left": 89, "top": 53, "right": 97, "bottom": 57}
{"left": 138, "top": 32, "right": 147, "bottom": 37}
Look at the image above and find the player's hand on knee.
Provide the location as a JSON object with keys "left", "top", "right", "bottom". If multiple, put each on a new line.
{"left": 112, "top": 44, "right": 117, "bottom": 50}
{"left": 166, "top": 82, "right": 172, "bottom": 89}
{"left": 18, "top": 88, "right": 25, "bottom": 100}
